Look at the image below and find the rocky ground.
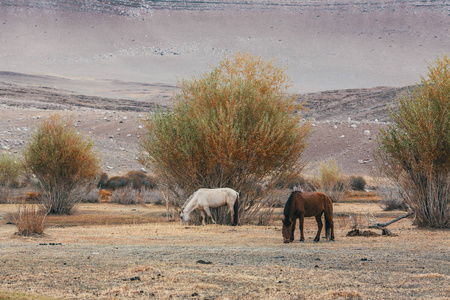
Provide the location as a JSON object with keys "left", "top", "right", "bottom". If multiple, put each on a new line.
{"left": 0, "top": 76, "right": 398, "bottom": 177}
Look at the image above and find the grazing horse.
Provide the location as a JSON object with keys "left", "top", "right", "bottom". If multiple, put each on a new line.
{"left": 180, "top": 188, "right": 239, "bottom": 226}
{"left": 282, "top": 191, "right": 335, "bottom": 243}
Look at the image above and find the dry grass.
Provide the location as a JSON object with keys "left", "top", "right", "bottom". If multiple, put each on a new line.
{"left": 13, "top": 203, "right": 46, "bottom": 236}
{"left": 0, "top": 199, "right": 449, "bottom": 300}
{"left": 0, "top": 291, "right": 55, "bottom": 300}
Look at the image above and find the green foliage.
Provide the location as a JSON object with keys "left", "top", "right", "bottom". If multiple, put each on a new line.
{"left": 315, "top": 159, "right": 349, "bottom": 202}
{"left": 0, "top": 153, "right": 23, "bottom": 203}
{"left": 140, "top": 53, "right": 311, "bottom": 223}
{"left": 376, "top": 54, "right": 450, "bottom": 228}
{"left": 318, "top": 160, "right": 341, "bottom": 185}
{"left": 0, "top": 153, "right": 22, "bottom": 186}
{"left": 23, "top": 114, "right": 100, "bottom": 214}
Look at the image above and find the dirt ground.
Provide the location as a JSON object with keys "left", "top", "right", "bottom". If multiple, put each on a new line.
{"left": 0, "top": 201, "right": 449, "bottom": 300}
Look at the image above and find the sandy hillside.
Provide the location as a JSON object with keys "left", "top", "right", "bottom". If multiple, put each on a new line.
{"left": 0, "top": 0, "right": 449, "bottom": 177}
{"left": 0, "top": 0, "right": 449, "bottom": 93}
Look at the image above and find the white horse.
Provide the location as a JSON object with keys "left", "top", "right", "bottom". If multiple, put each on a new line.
{"left": 180, "top": 188, "right": 239, "bottom": 226}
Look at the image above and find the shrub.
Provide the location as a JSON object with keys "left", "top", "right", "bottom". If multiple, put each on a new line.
{"left": 375, "top": 54, "right": 450, "bottom": 228}
{"left": 97, "top": 171, "right": 157, "bottom": 191}
{"left": 14, "top": 203, "right": 46, "bottom": 236}
{"left": 23, "top": 114, "right": 100, "bottom": 214}
{"left": 140, "top": 53, "right": 311, "bottom": 224}
{"left": 275, "top": 173, "right": 316, "bottom": 192}
{"left": 0, "top": 187, "right": 10, "bottom": 204}
{"left": 139, "top": 188, "right": 165, "bottom": 205}
{"left": 314, "top": 159, "right": 350, "bottom": 202}
{"left": 81, "top": 188, "right": 100, "bottom": 203}
{"left": 380, "top": 197, "right": 405, "bottom": 211}
{"left": 111, "top": 186, "right": 140, "bottom": 205}
{"left": 0, "top": 154, "right": 23, "bottom": 203}
{"left": 350, "top": 176, "right": 366, "bottom": 191}
{"left": 376, "top": 183, "right": 406, "bottom": 211}
{"left": 0, "top": 154, "right": 22, "bottom": 186}
{"left": 125, "top": 171, "right": 158, "bottom": 190}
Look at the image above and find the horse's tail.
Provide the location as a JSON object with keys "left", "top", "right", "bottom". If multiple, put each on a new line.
{"left": 324, "top": 194, "right": 334, "bottom": 240}
{"left": 232, "top": 192, "right": 239, "bottom": 226}
{"left": 324, "top": 212, "right": 331, "bottom": 240}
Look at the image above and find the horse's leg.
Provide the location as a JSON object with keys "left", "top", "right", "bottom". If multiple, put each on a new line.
{"left": 204, "top": 206, "right": 216, "bottom": 224}
{"left": 201, "top": 211, "right": 206, "bottom": 226}
{"left": 290, "top": 217, "right": 296, "bottom": 242}
{"left": 228, "top": 204, "right": 234, "bottom": 225}
{"left": 313, "top": 213, "right": 323, "bottom": 242}
{"left": 299, "top": 214, "right": 305, "bottom": 242}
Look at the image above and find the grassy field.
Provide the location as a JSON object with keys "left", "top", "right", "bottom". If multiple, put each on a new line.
{"left": 0, "top": 196, "right": 449, "bottom": 300}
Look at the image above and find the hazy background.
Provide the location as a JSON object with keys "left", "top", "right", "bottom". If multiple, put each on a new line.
{"left": 0, "top": 0, "right": 449, "bottom": 98}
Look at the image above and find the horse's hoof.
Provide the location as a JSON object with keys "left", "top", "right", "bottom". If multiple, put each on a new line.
{"left": 329, "top": 239, "right": 335, "bottom": 242}
{"left": 312, "top": 240, "right": 318, "bottom": 243}
{"left": 299, "top": 240, "right": 304, "bottom": 243}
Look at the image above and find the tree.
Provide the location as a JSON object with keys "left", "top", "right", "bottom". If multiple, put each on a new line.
{"left": 24, "top": 114, "right": 100, "bottom": 214}
{"left": 376, "top": 54, "right": 450, "bottom": 228}
{"left": 140, "top": 53, "right": 311, "bottom": 224}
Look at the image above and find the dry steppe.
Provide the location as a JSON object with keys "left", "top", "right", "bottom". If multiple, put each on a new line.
{"left": 0, "top": 201, "right": 449, "bottom": 300}
{"left": 1, "top": 1, "right": 449, "bottom": 299}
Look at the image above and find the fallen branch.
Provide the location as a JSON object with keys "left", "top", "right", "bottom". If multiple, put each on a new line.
{"left": 368, "top": 212, "right": 414, "bottom": 228}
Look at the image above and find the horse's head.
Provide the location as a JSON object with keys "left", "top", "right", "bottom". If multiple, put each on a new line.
{"left": 179, "top": 210, "right": 189, "bottom": 225}
{"left": 281, "top": 217, "right": 292, "bottom": 243}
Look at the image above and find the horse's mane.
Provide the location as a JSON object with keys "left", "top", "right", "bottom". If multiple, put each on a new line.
{"left": 283, "top": 191, "right": 299, "bottom": 226}
{"left": 182, "top": 190, "right": 198, "bottom": 210}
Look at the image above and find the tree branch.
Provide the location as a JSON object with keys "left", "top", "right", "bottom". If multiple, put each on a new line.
{"left": 368, "top": 212, "right": 414, "bottom": 228}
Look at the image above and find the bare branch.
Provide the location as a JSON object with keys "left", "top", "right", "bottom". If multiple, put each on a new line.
{"left": 368, "top": 212, "right": 414, "bottom": 228}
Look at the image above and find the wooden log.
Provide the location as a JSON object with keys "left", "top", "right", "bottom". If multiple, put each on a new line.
{"left": 368, "top": 212, "right": 414, "bottom": 228}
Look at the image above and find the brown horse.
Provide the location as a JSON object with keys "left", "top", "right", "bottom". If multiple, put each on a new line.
{"left": 282, "top": 191, "right": 335, "bottom": 243}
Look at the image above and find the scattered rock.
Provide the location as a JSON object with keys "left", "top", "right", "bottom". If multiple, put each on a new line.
{"left": 382, "top": 228, "right": 397, "bottom": 236}
{"left": 196, "top": 260, "right": 213, "bottom": 265}
{"left": 346, "top": 229, "right": 380, "bottom": 237}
